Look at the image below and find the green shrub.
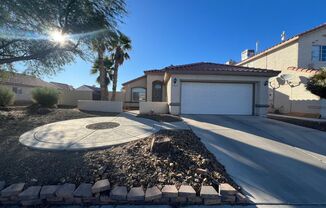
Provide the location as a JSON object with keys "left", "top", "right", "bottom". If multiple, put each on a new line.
{"left": 306, "top": 69, "right": 326, "bottom": 99}
{"left": 0, "top": 86, "right": 14, "bottom": 107}
{"left": 32, "top": 87, "right": 59, "bottom": 107}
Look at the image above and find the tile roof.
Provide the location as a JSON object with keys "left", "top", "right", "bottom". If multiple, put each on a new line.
{"left": 50, "top": 82, "right": 74, "bottom": 90}
{"left": 77, "top": 85, "right": 101, "bottom": 92}
{"left": 237, "top": 23, "right": 326, "bottom": 65}
{"left": 287, "top": 66, "right": 319, "bottom": 74}
{"left": 144, "top": 62, "right": 279, "bottom": 76}
{"left": 122, "top": 75, "right": 146, "bottom": 86}
{"left": 0, "top": 72, "right": 57, "bottom": 88}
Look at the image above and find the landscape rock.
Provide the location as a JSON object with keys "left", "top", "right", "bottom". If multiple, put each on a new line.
{"left": 150, "top": 137, "right": 171, "bottom": 153}
{"left": 219, "top": 183, "right": 237, "bottom": 196}
{"left": 204, "top": 198, "right": 221, "bottom": 205}
{"left": 110, "top": 186, "right": 127, "bottom": 201}
{"left": 73, "top": 183, "right": 92, "bottom": 198}
{"left": 21, "top": 199, "right": 42, "bottom": 206}
{"left": 127, "top": 186, "right": 145, "bottom": 201}
{"left": 55, "top": 183, "right": 76, "bottom": 199}
{"left": 145, "top": 186, "right": 162, "bottom": 201}
{"left": 178, "top": 185, "right": 196, "bottom": 197}
{"left": 18, "top": 186, "right": 41, "bottom": 200}
{"left": 92, "top": 179, "right": 110, "bottom": 194}
{"left": 40, "top": 185, "right": 59, "bottom": 199}
{"left": 161, "top": 185, "right": 178, "bottom": 198}
{"left": 200, "top": 185, "right": 220, "bottom": 199}
{"left": 1, "top": 183, "right": 25, "bottom": 197}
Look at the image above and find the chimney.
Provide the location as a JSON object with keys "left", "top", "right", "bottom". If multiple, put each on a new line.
{"left": 241, "top": 49, "right": 255, "bottom": 61}
{"left": 225, "top": 59, "right": 237, "bottom": 65}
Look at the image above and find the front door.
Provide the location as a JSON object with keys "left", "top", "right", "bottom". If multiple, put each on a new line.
{"left": 152, "top": 81, "right": 163, "bottom": 102}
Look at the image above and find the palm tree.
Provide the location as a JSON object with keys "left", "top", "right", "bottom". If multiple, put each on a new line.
{"left": 109, "top": 31, "right": 131, "bottom": 101}
{"left": 91, "top": 57, "right": 114, "bottom": 88}
{"left": 92, "top": 39, "right": 108, "bottom": 100}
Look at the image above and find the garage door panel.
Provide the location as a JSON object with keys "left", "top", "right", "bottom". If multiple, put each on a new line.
{"left": 181, "top": 82, "right": 253, "bottom": 115}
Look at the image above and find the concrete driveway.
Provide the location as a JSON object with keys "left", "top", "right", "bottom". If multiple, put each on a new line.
{"left": 182, "top": 115, "right": 326, "bottom": 205}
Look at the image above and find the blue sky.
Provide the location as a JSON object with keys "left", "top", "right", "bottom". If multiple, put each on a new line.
{"left": 41, "top": 0, "right": 326, "bottom": 90}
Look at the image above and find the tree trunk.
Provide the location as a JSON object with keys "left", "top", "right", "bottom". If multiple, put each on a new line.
{"left": 111, "top": 63, "right": 119, "bottom": 101}
{"left": 98, "top": 47, "right": 108, "bottom": 100}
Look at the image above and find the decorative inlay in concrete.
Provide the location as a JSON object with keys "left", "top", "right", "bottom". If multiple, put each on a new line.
{"left": 19, "top": 113, "right": 160, "bottom": 151}
{"left": 86, "top": 122, "right": 120, "bottom": 130}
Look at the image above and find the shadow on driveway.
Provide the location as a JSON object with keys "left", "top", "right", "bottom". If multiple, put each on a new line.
{"left": 183, "top": 114, "right": 326, "bottom": 205}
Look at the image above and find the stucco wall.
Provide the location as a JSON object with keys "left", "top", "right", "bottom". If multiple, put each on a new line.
{"left": 3, "top": 84, "right": 35, "bottom": 102}
{"left": 298, "top": 27, "right": 326, "bottom": 69}
{"left": 78, "top": 100, "right": 123, "bottom": 113}
{"left": 139, "top": 102, "right": 168, "bottom": 114}
{"left": 58, "top": 90, "right": 93, "bottom": 106}
{"left": 167, "top": 74, "right": 270, "bottom": 116}
{"left": 269, "top": 69, "right": 320, "bottom": 114}
{"left": 240, "top": 41, "right": 299, "bottom": 71}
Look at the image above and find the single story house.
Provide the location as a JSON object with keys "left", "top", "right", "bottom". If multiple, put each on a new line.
{"left": 50, "top": 82, "right": 74, "bottom": 91}
{"left": 76, "top": 85, "right": 101, "bottom": 100}
{"left": 0, "top": 72, "right": 58, "bottom": 105}
{"left": 122, "top": 62, "right": 280, "bottom": 116}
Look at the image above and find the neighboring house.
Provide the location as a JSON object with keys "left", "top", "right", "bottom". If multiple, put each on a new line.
{"left": 76, "top": 85, "right": 101, "bottom": 100}
{"left": 50, "top": 82, "right": 74, "bottom": 91}
{"left": 236, "top": 23, "right": 326, "bottom": 116}
{"left": 122, "top": 62, "right": 279, "bottom": 115}
{"left": 0, "top": 72, "right": 57, "bottom": 105}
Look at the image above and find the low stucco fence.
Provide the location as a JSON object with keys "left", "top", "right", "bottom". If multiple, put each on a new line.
{"left": 78, "top": 100, "right": 123, "bottom": 113}
{"left": 58, "top": 90, "right": 93, "bottom": 106}
{"left": 139, "top": 102, "right": 168, "bottom": 114}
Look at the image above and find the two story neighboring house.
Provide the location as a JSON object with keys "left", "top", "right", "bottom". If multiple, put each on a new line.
{"left": 236, "top": 23, "right": 326, "bottom": 117}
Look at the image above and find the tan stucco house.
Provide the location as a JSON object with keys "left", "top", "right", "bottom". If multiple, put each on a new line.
{"left": 236, "top": 23, "right": 326, "bottom": 116}
{"left": 122, "top": 62, "right": 280, "bottom": 116}
{"left": 0, "top": 72, "right": 58, "bottom": 105}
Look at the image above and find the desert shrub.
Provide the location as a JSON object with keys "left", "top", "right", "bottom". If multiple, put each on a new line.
{"left": 0, "top": 86, "right": 14, "bottom": 107}
{"left": 32, "top": 87, "right": 59, "bottom": 107}
{"left": 306, "top": 69, "right": 326, "bottom": 99}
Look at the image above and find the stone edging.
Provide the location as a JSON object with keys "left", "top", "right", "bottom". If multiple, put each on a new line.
{"left": 0, "top": 180, "right": 249, "bottom": 206}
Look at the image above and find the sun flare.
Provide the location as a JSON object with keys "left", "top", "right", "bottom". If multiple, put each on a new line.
{"left": 49, "top": 30, "right": 67, "bottom": 44}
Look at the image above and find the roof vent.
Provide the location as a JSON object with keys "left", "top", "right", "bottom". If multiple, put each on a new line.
{"left": 241, "top": 49, "right": 255, "bottom": 61}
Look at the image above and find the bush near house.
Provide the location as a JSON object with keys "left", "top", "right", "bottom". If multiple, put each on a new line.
{"left": 306, "top": 69, "right": 326, "bottom": 99}
{"left": 0, "top": 86, "right": 14, "bottom": 107}
{"left": 32, "top": 87, "right": 59, "bottom": 108}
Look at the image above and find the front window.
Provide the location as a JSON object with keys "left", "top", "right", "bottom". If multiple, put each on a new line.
{"left": 131, "top": 88, "right": 146, "bottom": 102}
{"left": 312, "top": 45, "right": 326, "bottom": 62}
{"left": 12, "top": 87, "right": 22, "bottom": 94}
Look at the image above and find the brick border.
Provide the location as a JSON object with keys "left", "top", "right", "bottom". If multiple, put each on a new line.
{"left": 0, "top": 180, "right": 249, "bottom": 206}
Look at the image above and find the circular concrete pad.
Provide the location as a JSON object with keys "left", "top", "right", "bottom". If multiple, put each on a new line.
{"left": 19, "top": 114, "right": 160, "bottom": 151}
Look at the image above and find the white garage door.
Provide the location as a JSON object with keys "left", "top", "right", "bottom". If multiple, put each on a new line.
{"left": 181, "top": 82, "right": 253, "bottom": 115}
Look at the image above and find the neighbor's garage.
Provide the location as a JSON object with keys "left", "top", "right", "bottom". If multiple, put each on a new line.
{"left": 181, "top": 82, "right": 254, "bottom": 115}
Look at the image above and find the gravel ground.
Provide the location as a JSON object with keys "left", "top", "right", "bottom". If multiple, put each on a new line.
{"left": 0, "top": 108, "right": 237, "bottom": 192}
{"left": 137, "top": 114, "right": 182, "bottom": 122}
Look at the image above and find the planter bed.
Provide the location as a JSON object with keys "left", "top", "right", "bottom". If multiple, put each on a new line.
{"left": 137, "top": 114, "right": 182, "bottom": 122}
{"left": 0, "top": 108, "right": 244, "bottom": 205}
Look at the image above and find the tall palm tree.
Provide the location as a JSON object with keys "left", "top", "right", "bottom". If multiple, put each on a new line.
{"left": 92, "top": 39, "right": 108, "bottom": 100}
{"left": 109, "top": 31, "right": 131, "bottom": 101}
{"left": 91, "top": 57, "right": 114, "bottom": 88}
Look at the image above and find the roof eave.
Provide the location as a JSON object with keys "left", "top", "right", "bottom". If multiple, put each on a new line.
{"left": 166, "top": 70, "right": 280, "bottom": 77}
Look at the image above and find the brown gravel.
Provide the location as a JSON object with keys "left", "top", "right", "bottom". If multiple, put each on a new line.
{"left": 137, "top": 114, "right": 182, "bottom": 122}
{"left": 0, "top": 108, "right": 237, "bottom": 192}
